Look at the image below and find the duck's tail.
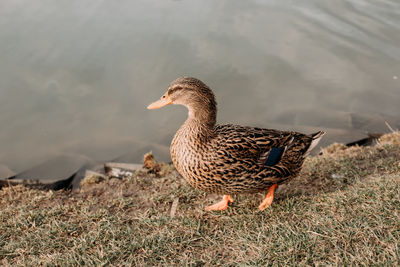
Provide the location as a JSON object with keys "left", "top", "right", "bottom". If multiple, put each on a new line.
{"left": 305, "top": 131, "right": 325, "bottom": 156}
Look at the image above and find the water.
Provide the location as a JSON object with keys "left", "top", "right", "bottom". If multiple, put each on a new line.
{"left": 1, "top": 0, "right": 400, "bottom": 173}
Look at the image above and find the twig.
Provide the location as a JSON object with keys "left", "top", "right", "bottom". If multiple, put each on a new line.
{"left": 307, "top": 230, "right": 332, "bottom": 239}
{"left": 385, "top": 121, "right": 397, "bottom": 133}
{"left": 170, "top": 197, "right": 179, "bottom": 218}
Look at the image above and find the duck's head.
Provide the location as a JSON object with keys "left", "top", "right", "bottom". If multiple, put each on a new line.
{"left": 147, "top": 77, "right": 217, "bottom": 126}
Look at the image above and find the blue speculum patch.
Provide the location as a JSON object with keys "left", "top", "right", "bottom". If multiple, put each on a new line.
{"left": 265, "top": 147, "right": 285, "bottom": 166}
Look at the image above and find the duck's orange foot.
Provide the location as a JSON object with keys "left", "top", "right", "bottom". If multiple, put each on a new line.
{"left": 258, "top": 184, "right": 278, "bottom": 211}
{"left": 205, "top": 195, "right": 234, "bottom": 211}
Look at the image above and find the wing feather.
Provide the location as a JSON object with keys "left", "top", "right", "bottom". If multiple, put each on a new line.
{"left": 213, "top": 124, "right": 296, "bottom": 167}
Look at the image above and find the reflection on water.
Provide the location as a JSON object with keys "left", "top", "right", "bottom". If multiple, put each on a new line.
{"left": 0, "top": 0, "right": 399, "bottom": 172}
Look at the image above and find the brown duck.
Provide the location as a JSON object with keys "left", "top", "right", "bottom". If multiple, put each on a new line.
{"left": 148, "top": 77, "right": 324, "bottom": 211}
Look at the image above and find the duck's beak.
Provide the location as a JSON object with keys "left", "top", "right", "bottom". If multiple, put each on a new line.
{"left": 147, "top": 95, "right": 173, "bottom": 110}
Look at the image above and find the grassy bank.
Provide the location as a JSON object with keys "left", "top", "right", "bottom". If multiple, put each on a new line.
{"left": 1, "top": 133, "right": 400, "bottom": 266}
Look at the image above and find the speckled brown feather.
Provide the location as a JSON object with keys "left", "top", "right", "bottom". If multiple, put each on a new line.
{"left": 164, "top": 77, "right": 325, "bottom": 195}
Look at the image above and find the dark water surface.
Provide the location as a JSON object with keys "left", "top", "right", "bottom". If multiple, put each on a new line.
{"left": 1, "top": 0, "right": 400, "bottom": 173}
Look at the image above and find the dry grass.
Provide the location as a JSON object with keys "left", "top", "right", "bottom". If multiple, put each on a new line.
{"left": 1, "top": 133, "right": 400, "bottom": 266}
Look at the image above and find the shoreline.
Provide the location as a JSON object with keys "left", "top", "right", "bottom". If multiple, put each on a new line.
{"left": 0, "top": 129, "right": 395, "bottom": 190}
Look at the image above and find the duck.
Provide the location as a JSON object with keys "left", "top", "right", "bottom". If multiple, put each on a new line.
{"left": 147, "top": 77, "right": 325, "bottom": 211}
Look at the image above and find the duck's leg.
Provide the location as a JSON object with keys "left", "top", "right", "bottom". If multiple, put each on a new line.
{"left": 259, "top": 184, "right": 278, "bottom": 210}
{"left": 205, "top": 195, "right": 234, "bottom": 211}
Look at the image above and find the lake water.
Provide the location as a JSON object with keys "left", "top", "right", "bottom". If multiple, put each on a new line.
{"left": 1, "top": 0, "right": 400, "bottom": 173}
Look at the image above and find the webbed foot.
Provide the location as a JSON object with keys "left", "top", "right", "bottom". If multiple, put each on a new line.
{"left": 205, "top": 195, "right": 234, "bottom": 211}
{"left": 259, "top": 184, "right": 278, "bottom": 210}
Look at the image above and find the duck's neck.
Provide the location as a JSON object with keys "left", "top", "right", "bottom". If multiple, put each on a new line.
{"left": 183, "top": 102, "right": 217, "bottom": 138}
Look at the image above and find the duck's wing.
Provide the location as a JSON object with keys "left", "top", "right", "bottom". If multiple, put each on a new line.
{"left": 213, "top": 124, "right": 300, "bottom": 168}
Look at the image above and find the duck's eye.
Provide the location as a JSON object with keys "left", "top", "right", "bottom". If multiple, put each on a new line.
{"left": 162, "top": 95, "right": 166, "bottom": 98}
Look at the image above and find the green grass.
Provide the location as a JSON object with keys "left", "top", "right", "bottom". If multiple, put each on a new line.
{"left": 1, "top": 133, "right": 400, "bottom": 266}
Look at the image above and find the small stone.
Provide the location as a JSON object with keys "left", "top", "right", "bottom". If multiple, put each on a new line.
{"left": 331, "top": 174, "right": 343, "bottom": 179}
